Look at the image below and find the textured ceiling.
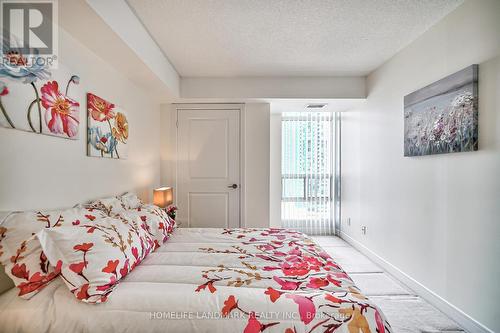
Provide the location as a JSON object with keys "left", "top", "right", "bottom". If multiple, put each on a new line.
{"left": 127, "top": 0, "right": 463, "bottom": 77}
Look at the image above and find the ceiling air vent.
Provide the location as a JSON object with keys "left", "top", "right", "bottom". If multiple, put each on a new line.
{"left": 306, "top": 104, "right": 327, "bottom": 109}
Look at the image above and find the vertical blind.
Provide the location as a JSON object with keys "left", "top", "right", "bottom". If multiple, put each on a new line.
{"left": 281, "top": 112, "right": 335, "bottom": 235}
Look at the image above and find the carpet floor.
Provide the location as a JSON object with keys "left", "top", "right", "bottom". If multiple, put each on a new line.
{"left": 312, "top": 236, "right": 465, "bottom": 333}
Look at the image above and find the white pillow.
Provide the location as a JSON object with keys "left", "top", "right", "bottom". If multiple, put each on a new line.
{"left": 82, "top": 196, "right": 126, "bottom": 216}
{"left": 37, "top": 215, "right": 155, "bottom": 303}
{"left": 0, "top": 207, "right": 105, "bottom": 299}
{"left": 119, "top": 204, "right": 176, "bottom": 247}
{"left": 119, "top": 192, "right": 143, "bottom": 209}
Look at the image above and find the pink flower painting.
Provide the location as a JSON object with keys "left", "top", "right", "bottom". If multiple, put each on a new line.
{"left": 87, "top": 93, "right": 129, "bottom": 159}
{"left": 41, "top": 81, "right": 80, "bottom": 138}
{"left": 0, "top": 61, "right": 81, "bottom": 140}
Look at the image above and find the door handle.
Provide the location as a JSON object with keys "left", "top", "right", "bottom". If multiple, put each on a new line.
{"left": 227, "top": 184, "right": 238, "bottom": 189}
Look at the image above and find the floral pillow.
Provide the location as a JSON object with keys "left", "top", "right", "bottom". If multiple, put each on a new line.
{"left": 83, "top": 196, "right": 126, "bottom": 216}
{"left": 139, "top": 203, "right": 176, "bottom": 232}
{"left": 119, "top": 192, "right": 143, "bottom": 209}
{"left": 37, "top": 215, "right": 155, "bottom": 303}
{"left": 0, "top": 208, "right": 104, "bottom": 299}
{"left": 82, "top": 194, "right": 174, "bottom": 247}
{"left": 82, "top": 193, "right": 143, "bottom": 216}
{"left": 119, "top": 204, "right": 175, "bottom": 249}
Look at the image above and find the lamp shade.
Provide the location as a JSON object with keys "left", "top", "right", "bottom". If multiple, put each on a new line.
{"left": 153, "top": 187, "right": 173, "bottom": 208}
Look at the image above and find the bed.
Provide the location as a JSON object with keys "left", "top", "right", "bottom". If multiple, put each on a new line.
{"left": 0, "top": 227, "right": 391, "bottom": 333}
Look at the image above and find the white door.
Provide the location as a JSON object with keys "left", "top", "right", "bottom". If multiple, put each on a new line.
{"left": 176, "top": 106, "right": 241, "bottom": 228}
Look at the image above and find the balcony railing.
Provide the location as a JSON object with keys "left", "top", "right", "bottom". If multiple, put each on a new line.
{"left": 281, "top": 174, "right": 333, "bottom": 202}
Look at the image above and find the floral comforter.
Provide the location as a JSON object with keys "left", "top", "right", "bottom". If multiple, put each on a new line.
{"left": 0, "top": 228, "right": 391, "bottom": 333}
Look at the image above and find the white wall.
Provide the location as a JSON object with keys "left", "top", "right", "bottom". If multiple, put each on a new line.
{"left": 243, "top": 104, "right": 270, "bottom": 227}
{"left": 160, "top": 104, "right": 176, "bottom": 188}
{"left": 341, "top": 1, "right": 500, "bottom": 331}
{"left": 159, "top": 103, "right": 270, "bottom": 228}
{"left": 269, "top": 113, "right": 282, "bottom": 227}
{"left": 181, "top": 77, "right": 366, "bottom": 99}
{"left": 0, "top": 27, "right": 161, "bottom": 211}
{"left": 86, "top": 0, "right": 180, "bottom": 98}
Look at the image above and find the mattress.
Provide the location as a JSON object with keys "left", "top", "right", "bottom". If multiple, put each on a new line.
{"left": 0, "top": 228, "right": 392, "bottom": 333}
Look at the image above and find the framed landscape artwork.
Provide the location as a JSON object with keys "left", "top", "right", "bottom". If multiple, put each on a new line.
{"left": 404, "top": 65, "right": 478, "bottom": 157}
{"left": 87, "top": 93, "right": 129, "bottom": 159}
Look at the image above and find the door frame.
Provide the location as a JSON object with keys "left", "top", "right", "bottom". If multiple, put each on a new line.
{"left": 173, "top": 103, "right": 245, "bottom": 228}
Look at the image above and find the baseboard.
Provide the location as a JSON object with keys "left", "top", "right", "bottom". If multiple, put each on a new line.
{"left": 340, "top": 231, "right": 493, "bottom": 333}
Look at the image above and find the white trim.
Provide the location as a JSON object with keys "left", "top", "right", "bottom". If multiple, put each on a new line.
{"left": 340, "top": 231, "right": 494, "bottom": 333}
{"left": 334, "top": 112, "right": 341, "bottom": 236}
{"left": 239, "top": 104, "right": 246, "bottom": 228}
{"left": 173, "top": 103, "right": 244, "bottom": 110}
{"left": 173, "top": 105, "right": 179, "bottom": 209}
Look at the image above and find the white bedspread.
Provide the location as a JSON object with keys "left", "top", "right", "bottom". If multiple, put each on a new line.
{"left": 0, "top": 228, "right": 391, "bottom": 333}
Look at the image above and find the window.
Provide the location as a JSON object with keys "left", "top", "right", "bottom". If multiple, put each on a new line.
{"left": 281, "top": 112, "right": 336, "bottom": 235}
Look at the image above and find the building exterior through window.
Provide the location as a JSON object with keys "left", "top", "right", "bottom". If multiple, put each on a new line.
{"left": 281, "top": 112, "right": 335, "bottom": 235}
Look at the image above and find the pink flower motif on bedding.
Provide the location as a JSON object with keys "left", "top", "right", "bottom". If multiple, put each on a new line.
{"left": 264, "top": 287, "right": 282, "bottom": 302}
{"left": 196, "top": 228, "right": 393, "bottom": 333}
{"left": 306, "top": 277, "right": 329, "bottom": 289}
{"left": 375, "top": 309, "right": 386, "bottom": 333}
{"left": 0, "top": 207, "right": 106, "bottom": 299}
{"left": 38, "top": 216, "right": 156, "bottom": 303}
{"left": 221, "top": 296, "right": 279, "bottom": 333}
{"left": 87, "top": 197, "right": 175, "bottom": 247}
{"left": 286, "top": 294, "right": 316, "bottom": 325}
{"left": 83, "top": 196, "right": 126, "bottom": 216}
{"left": 102, "top": 259, "right": 120, "bottom": 274}
{"left": 243, "top": 312, "right": 279, "bottom": 333}
{"left": 15, "top": 260, "right": 62, "bottom": 297}
{"left": 272, "top": 276, "right": 300, "bottom": 290}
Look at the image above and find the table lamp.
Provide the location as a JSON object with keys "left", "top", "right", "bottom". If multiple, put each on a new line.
{"left": 153, "top": 187, "right": 173, "bottom": 209}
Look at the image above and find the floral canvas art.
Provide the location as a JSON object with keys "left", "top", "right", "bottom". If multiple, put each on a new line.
{"left": 404, "top": 65, "right": 478, "bottom": 156}
{"left": 87, "top": 93, "right": 129, "bottom": 159}
{"left": 0, "top": 51, "right": 80, "bottom": 139}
